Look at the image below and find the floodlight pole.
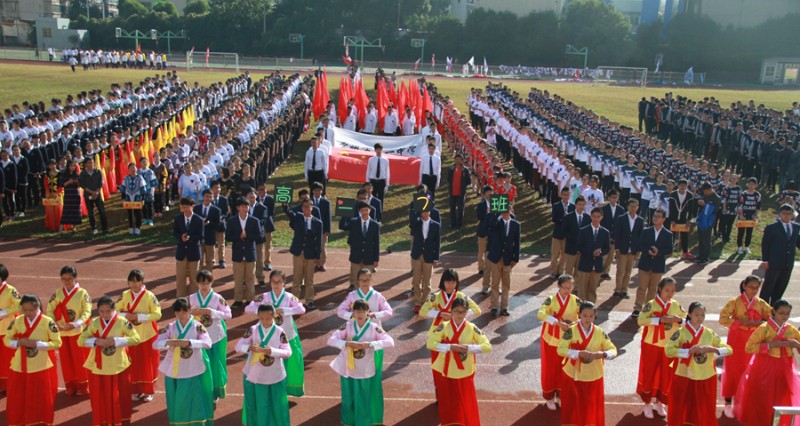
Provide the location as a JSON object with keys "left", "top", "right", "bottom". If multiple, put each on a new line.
{"left": 565, "top": 44, "right": 588, "bottom": 69}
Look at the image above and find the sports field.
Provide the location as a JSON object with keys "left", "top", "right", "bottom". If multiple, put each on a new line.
{"left": 1, "top": 62, "right": 798, "bottom": 260}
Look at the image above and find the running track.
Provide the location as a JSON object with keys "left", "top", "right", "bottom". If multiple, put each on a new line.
{"left": 0, "top": 238, "right": 797, "bottom": 425}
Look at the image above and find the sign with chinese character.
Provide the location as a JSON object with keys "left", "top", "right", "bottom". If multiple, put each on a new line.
{"left": 275, "top": 185, "right": 293, "bottom": 205}
{"left": 490, "top": 194, "right": 509, "bottom": 213}
{"left": 336, "top": 197, "right": 356, "bottom": 217}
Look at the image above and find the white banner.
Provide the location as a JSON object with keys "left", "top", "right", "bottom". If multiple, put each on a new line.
{"left": 331, "top": 127, "right": 426, "bottom": 157}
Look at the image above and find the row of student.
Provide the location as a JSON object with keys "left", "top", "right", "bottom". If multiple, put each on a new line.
{"left": 0, "top": 261, "right": 495, "bottom": 426}
{"left": 639, "top": 94, "right": 800, "bottom": 191}
{"left": 537, "top": 272, "right": 800, "bottom": 426}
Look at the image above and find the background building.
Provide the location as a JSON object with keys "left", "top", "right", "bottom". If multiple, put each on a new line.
{"left": 0, "top": 0, "right": 114, "bottom": 46}
{"left": 676, "top": 0, "right": 800, "bottom": 28}
{"left": 450, "top": 0, "right": 564, "bottom": 22}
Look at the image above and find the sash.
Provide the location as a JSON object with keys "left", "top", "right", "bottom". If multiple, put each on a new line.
{"left": 127, "top": 289, "right": 157, "bottom": 333}
{"left": 172, "top": 319, "right": 194, "bottom": 376}
{"left": 347, "top": 319, "right": 371, "bottom": 371}
{"left": 566, "top": 324, "right": 595, "bottom": 373}
{"left": 768, "top": 318, "right": 792, "bottom": 359}
{"left": 55, "top": 285, "right": 80, "bottom": 323}
{"left": 251, "top": 324, "right": 277, "bottom": 366}
{"left": 680, "top": 324, "right": 704, "bottom": 366}
{"left": 548, "top": 293, "right": 572, "bottom": 340}
{"left": 442, "top": 320, "right": 468, "bottom": 376}
{"left": 14, "top": 313, "right": 43, "bottom": 372}
{"left": 433, "top": 291, "right": 457, "bottom": 327}
{"left": 643, "top": 296, "right": 671, "bottom": 343}
{"left": 0, "top": 282, "right": 6, "bottom": 297}
{"left": 93, "top": 315, "right": 118, "bottom": 369}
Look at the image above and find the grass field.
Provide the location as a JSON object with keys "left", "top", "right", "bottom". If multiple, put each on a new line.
{"left": 1, "top": 62, "right": 798, "bottom": 260}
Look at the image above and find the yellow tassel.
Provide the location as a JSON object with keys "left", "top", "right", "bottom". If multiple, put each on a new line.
{"left": 171, "top": 345, "right": 181, "bottom": 376}
{"left": 347, "top": 346, "right": 356, "bottom": 371}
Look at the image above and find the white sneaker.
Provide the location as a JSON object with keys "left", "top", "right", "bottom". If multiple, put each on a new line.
{"left": 128, "top": 228, "right": 135, "bottom": 235}
{"left": 655, "top": 401, "right": 667, "bottom": 417}
{"left": 134, "top": 228, "right": 141, "bottom": 235}
{"left": 723, "top": 404, "right": 734, "bottom": 419}
{"left": 745, "top": 247, "right": 751, "bottom": 254}
{"left": 92, "top": 229, "right": 99, "bottom": 235}
{"left": 643, "top": 404, "right": 654, "bottom": 419}
{"left": 164, "top": 206, "right": 170, "bottom": 211}
{"left": 141, "top": 394, "right": 154, "bottom": 402}
{"left": 545, "top": 399, "right": 557, "bottom": 411}
{"left": 16, "top": 212, "right": 24, "bottom": 218}
{"left": 131, "top": 393, "right": 142, "bottom": 401}
{"left": 737, "top": 247, "right": 744, "bottom": 254}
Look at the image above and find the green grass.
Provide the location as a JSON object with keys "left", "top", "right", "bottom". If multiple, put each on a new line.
{"left": 1, "top": 63, "right": 798, "bottom": 259}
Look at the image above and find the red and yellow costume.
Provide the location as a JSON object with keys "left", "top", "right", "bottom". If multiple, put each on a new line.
{"left": 3, "top": 312, "right": 62, "bottom": 426}
{"left": 536, "top": 292, "right": 580, "bottom": 401}
{"left": 43, "top": 170, "right": 65, "bottom": 231}
{"left": 718, "top": 293, "right": 770, "bottom": 398}
{"left": 557, "top": 323, "right": 617, "bottom": 426}
{"left": 665, "top": 324, "right": 732, "bottom": 426}
{"left": 115, "top": 287, "right": 162, "bottom": 395}
{"left": 636, "top": 296, "right": 683, "bottom": 404}
{"left": 0, "top": 281, "right": 22, "bottom": 392}
{"left": 46, "top": 284, "right": 92, "bottom": 395}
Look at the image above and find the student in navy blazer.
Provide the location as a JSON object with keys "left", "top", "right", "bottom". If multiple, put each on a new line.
{"left": 633, "top": 209, "right": 674, "bottom": 316}
{"left": 477, "top": 186, "right": 495, "bottom": 288}
{"left": 363, "top": 181, "right": 383, "bottom": 222}
{"left": 564, "top": 196, "right": 591, "bottom": 278}
{"left": 340, "top": 201, "right": 381, "bottom": 291}
{"left": 210, "top": 181, "right": 229, "bottom": 269}
{"left": 759, "top": 204, "right": 800, "bottom": 303}
{"left": 487, "top": 209, "right": 521, "bottom": 316}
{"left": 311, "top": 182, "right": 332, "bottom": 272}
{"left": 410, "top": 210, "right": 441, "bottom": 312}
{"left": 174, "top": 197, "right": 204, "bottom": 298}
{"left": 194, "top": 189, "right": 222, "bottom": 271}
{"left": 226, "top": 197, "right": 262, "bottom": 308}
{"left": 245, "top": 189, "right": 269, "bottom": 286}
{"left": 256, "top": 184, "right": 276, "bottom": 272}
{"left": 550, "top": 187, "right": 575, "bottom": 279}
{"left": 408, "top": 185, "right": 441, "bottom": 232}
{"left": 576, "top": 207, "right": 611, "bottom": 303}
{"left": 612, "top": 198, "right": 644, "bottom": 299}
{"left": 285, "top": 198, "right": 323, "bottom": 308}
{"left": 601, "top": 190, "right": 626, "bottom": 280}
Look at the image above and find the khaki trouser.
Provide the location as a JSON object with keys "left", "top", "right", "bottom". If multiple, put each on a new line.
{"left": 320, "top": 233, "right": 329, "bottom": 266}
{"left": 550, "top": 238, "right": 566, "bottom": 275}
{"left": 201, "top": 244, "right": 214, "bottom": 271}
{"left": 477, "top": 236, "right": 488, "bottom": 271}
{"left": 490, "top": 260, "right": 514, "bottom": 309}
{"left": 255, "top": 243, "right": 265, "bottom": 282}
{"left": 232, "top": 261, "right": 255, "bottom": 303}
{"left": 292, "top": 255, "right": 316, "bottom": 302}
{"left": 176, "top": 259, "right": 199, "bottom": 298}
{"left": 564, "top": 253, "right": 580, "bottom": 279}
{"left": 602, "top": 243, "right": 615, "bottom": 275}
{"left": 350, "top": 262, "right": 365, "bottom": 288}
{"left": 634, "top": 270, "right": 663, "bottom": 311}
{"left": 411, "top": 256, "right": 433, "bottom": 307}
{"left": 576, "top": 270, "right": 600, "bottom": 303}
{"left": 264, "top": 233, "right": 273, "bottom": 267}
{"left": 614, "top": 253, "right": 636, "bottom": 294}
{"left": 215, "top": 231, "right": 225, "bottom": 264}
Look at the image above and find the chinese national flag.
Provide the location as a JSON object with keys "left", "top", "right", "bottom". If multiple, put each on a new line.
{"left": 423, "top": 85, "right": 433, "bottom": 117}
{"left": 397, "top": 81, "right": 407, "bottom": 122}
{"left": 338, "top": 77, "right": 351, "bottom": 126}
{"left": 355, "top": 79, "right": 369, "bottom": 129}
{"left": 328, "top": 147, "right": 420, "bottom": 185}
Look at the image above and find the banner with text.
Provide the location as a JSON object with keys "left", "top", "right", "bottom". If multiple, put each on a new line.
{"left": 332, "top": 127, "right": 427, "bottom": 157}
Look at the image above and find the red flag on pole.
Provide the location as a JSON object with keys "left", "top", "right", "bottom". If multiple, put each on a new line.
{"left": 338, "top": 77, "right": 350, "bottom": 126}
{"left": 312, "top": 75, "right": 325, "bottom": 119}
{"left": 355, "top": 79, "right": 369, "bottom": 129}
{"left": 423, "top": 85, "right": 433, "bottom": 118}
{"left": 413, "top": 58, "right": 421, "bottom": 71}
{"left": 397, "top": 81, "right": 408, "bottom": 122}
{"left": 413, "top": 82, "right": 423, "bottom": 130}
{"left": 376, "top": 78, "right": 387, "bottom": 129}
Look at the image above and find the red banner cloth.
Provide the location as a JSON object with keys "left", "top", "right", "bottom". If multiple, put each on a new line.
{"left": 328, "top": 147, "right": 420, "bottom": 185}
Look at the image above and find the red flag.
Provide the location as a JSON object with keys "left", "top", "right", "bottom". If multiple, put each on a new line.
{"left": 328, "top": 147, "right": 420, "bottom": 185}
{"left": 423, "top": 85, "right": 433, "bottom": 118}
{"left": 388, "top": 79, "right": 397, "bottom": 106}
{"left": 413, "top": 82, "right": 423, "bottom": 130}
{"left": 573, "top": 69, "right": 580, "bottom": 79}
{"left": 355, "top": 79, "right": 369, "bottom": 129}
{"left": 413, "top": 58, "right": 421, "bottom": 71}
{"left": 337, "top": 77, "right": 351, "bottom": 126}
{"left": 312, "top": 75, "right": 325, "bottom": 119}
{"left": 397, "top": 81, "right": 408, "bottom": 122}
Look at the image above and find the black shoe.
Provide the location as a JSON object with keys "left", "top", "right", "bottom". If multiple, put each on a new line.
{"left": 478, "top": 270, "right": 484, "bottom": 276}
{"left": 263, "top": 264, "right": 272, "bottom": 271}
{"left": 600, "top": 274, "right": 612, "bottom": 281}
{"left": 231, "top": 301, "right": 244, "bottom": 309}
{"left": 612, "top": 292, "right": 622, "bottom": 298}
{"left": 549, "top": 273, "right": 560, "bottom": 280}
{"left": 305, "top": 301, "right": 316, "bottom": 309}
{"left": 500, "top": 309, "right": 510, "bottom": 317}
{"left": 218, "top": 261, "right": 226, "bottom": 269}
{"left": 631, "top": 310, "right": 640, "bottom": 318}
{"left": 621, "top": 292, "right": 630, "bottom": 299}
{"left": 491, "top": 308, "right": 499, "bottom": 317}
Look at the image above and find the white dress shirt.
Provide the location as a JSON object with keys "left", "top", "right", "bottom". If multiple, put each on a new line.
{"left": 304, "top": 147, "right": 329, "bottom": 179}
{"left": 366, "top": 155, "right": 390, "bottom": 185}
{"left": 420, "top": 154, "right": 442, "bottom": 188}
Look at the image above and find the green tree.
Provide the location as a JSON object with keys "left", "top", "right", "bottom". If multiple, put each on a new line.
{"left": 153, "top": 0, "right": 179, "bottom": 17}
{"left": 628, "top": 19, "right": 662, "bottom": 68}
{"left": 517, "top": 11, "right": 564, "bottom": 66}
{"left": 184, "top": 0, "right": 211, "bottom": 15}
{"left": 67, "top": 0, "right": 102, "bottom": 20}
{"left": 562, "top": 0, "right": 632, "bottom": 67}
{"left": 663, "top": 13, "right": 720, "bottom": 72}
{"left": 119, "top": 0, "right": 147, "bottom": 18}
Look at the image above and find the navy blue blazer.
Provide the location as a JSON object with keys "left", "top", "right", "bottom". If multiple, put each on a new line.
{"left": 637, "top": 226, "right": 674, "bottom": 273}
{"left": 225, "top": 214, "right": 261, "bottom": 262}
{"left": 577, "top": 225, "right": 611, "bottom": 272}
{"left": 551, "top": 201, "right": 575, "bottom": 240}
{"left": 601, "top": 203, "right": 626, "bottom": 239}
{"left": 487, "top": 216, "right": 521, "bottom": 266}
{"left": 410, "top": 217, "right": 441, "bottom": 263}
{"left": 476, "top": 198, "right": 492, "bottom": 238}
{"left": 339, "top": 216, "right": 381, "bottom": 264}
{"left": 257, "top": 194, "right": 276, "bottom": 233}
{"left": 291, "top": 203, "right": 322, "bottom": 221}
{"left": 369, "top": 196, "right": 383, "bottom": 222}
{"left": 211, "top": 195, "right": 229, "bottom": 232}
{"left": 761, "top": 220, "right": 800, "bottom": 269}
{"left": 614, "top": 213, "right": 644, "bottom": 254}
{"left": 193, "top": 204, "right": 221, "bottom": 245}
{"left": 564, "top": 211, "right": 591, "bottom": 255}
{"left": 311, "top": 196, "right": 332, "bottom": 234}
{"left": 286, "top": 208, "right": 323, "bottom": 259}
{"left": 249, "top": 203, "right": 268, "bottom": 244}
{"left": 173, "top": 213, "right": 204, "bottom": 262}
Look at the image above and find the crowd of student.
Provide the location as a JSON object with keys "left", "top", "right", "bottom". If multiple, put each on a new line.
{"left": 54, "top": 48, "right": 172, "bottom": 72}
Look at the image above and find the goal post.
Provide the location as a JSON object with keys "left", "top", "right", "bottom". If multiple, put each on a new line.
{"left": 186, "top": 51, "right": 240, "bottom": 73}
{"left": 597, "top": 66, "right": 648, "bottom": 87}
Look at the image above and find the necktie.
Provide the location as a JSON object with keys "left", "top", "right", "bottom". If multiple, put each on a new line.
{"left": 306, "top": 219, "right": 311, "bottom": 231}
{"left": 786, "top": 224, "right": 792, "bottom": 239}
{"left": 376, "top": 158, "right": 381, "bottom": 179}
{"left": 311, "top": 150, "right": 317, "bottom": 170}
{"left": 362, "top": 221, "right": 367, "bottom": 236}
{"left": 505, "top": 221, "right": 509, "bottom": 237}
{"left": 429, "top": 156, "right": 434, "bottom": 175}
{"left": 185, "top": 217, "right": 190, "bottom": 228}
{"left": 593, "top": 228, "right": 598, "bottom": 241}
{"left": 203, "top": 206, "right": 208, "bottom": 217}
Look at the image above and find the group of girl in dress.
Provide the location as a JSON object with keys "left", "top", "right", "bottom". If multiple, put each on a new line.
{"left": 0, "top": 260, "right": 797, "bottom": 426}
